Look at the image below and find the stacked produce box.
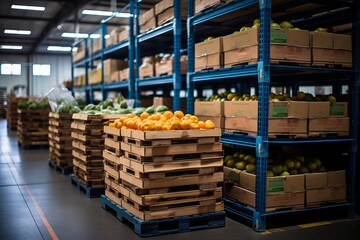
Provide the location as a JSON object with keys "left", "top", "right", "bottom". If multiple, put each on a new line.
{"left": 71, "top": 113, "right": 105, "bottom": 187}
{"left": 6, "top": 96, "right": 29, "bottom": 130}
{"left": 48, "top": 112, "right": 73, "bottom": 170}
{"left": 103, "top": 111, "right": 224, "bottom": 221}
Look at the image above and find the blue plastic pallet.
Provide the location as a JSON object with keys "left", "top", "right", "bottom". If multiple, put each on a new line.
{"left": 48, "top": 159, "right": 73, "bottom": 175}
{"left": 100, "top": 195, "right": 225, "bottom": 237}
{"left": 70, "top": 174, "right": 104, "bottom": 198}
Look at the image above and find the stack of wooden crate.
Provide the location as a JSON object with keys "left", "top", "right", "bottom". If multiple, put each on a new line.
{"left": 6, "top": 97, "right": 28, "bottom": 130}
{"left": 17, "top": 109, "right": 50, "bottom": 148}
{"left": 71, "top": 114, "right": 105, "bottom": 188}
{"left": 103, "top": 123, "right": 122, "bottom": 205}
{"left": 48, "top": 112, "right": 73, "bottom": 172}
{"left": 118, "top": 128, "right": 224, "bottom": 221}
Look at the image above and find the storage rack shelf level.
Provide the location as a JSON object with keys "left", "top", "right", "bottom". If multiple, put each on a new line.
{"left": 186, "top": 0, "right": 359, "bottom": 231}
{"left": 71, "top": 1, "right": 135, "bottom": 103}
{"left": 134, "top": 0, "right": 185, "bottom": 110}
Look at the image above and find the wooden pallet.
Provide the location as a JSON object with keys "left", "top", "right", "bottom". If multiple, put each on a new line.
{"left": 120, "top": 155, "right": 223, "bottom": 174}
{"left": 101, "top": 195, "right": 225, "bottom": 237}
{"left": 71, "top": 121, "right": 104, "bottom": 131}
{"left": 105, "top": 187, "right": 122, "bottom": 206}
{"left": 104, "top": 143, "right": 122, "bottom": 156}
{"left": 72, "top": 142, "right": 103, "bottom": 156}
{"left": 70, "top": 174, "right": 105, "bottom": 198}
{"left": 103, "top": 149, "right": 122, "bottom": 165}
{"left": 120, "top": 169, "right": 223, "bottom": 189}
{"left": 105, "top": 175, "right": 121, "bottom": 190}
{"left": 312, "top": 62, "right": 352, "bottom": 69}
{"left": 308, "top": 132, "right": 349, "bottom": 138}
{"left": 48, "top": 126, "right": 72, "bottom": 134}
{"left": 104, "top": 125, "right": 121, "bottom": 139}
{"left": 123, "top": 150, "right": 223, "bottom": 163}
{"left": 72, "top": 151, "right": 104, "bottom": 164}
{"left": 123, "top": 136, "right": 219, "bottom": 147}
{"left": 49, "top": 112, "right": 73, "bottom": 119}
{"left": 121, "top": 141, "right": 222, "bottom": 157}
{"left": 48, "top": 159, "right": 73, "bottom": 175}
{"left": 104, "top": 162, "right": 121, "bottom": 180}
{"left": 71, "top": 131, "right": 104, "bottom": 143}
{"left": 49, "top": 141, "right": 72, "bottom": 151}
{"left": 73, "top": 168, "right": 104, "bottom": 183}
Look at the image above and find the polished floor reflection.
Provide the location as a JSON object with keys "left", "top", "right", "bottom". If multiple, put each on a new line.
{"left": 0, "top": 119, "right": 359, "bottom": 240}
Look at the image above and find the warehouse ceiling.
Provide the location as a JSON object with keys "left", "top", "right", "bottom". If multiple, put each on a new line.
{"left": 0, "top": 0, "right": 154, "bottom": 55}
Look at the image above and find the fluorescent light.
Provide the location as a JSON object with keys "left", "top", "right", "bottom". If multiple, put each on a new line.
{"left": 90, "top": 34, "right": 100, "bottom": 39}
{"left": 61, "top": 32, "right": 89, "bottom": 38}
{"left": 72, "top": 47, "right": 78, "bottom": 52}
{"left": 82, "top": 9, "right": 131, "bottom": 18}
{"left": 47, "top": 46, "right": 72, "bottom": 52}
{"left": 0, "top": 45, "right": 23, "bottom": 50}
{"left": 11, "top": 4, "right": 45, "bottom": 11}
{"left": 4, "top": 29, "right": 31, "bottom": 35}
{"left": 105, "top": 34, "right": 110, "bottom": 39}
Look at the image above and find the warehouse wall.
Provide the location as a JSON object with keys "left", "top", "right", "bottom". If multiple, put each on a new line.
{"left": 30, "top": 54, "right": 71, "bottom": 97}
{"left": 0, "top": 54, "right": 71, "bottom": 97}
{"left": 0, "top": 54, "right": 28, "bottom": 95}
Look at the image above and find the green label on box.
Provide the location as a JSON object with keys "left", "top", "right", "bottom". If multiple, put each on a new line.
{"left": 272, "top": 104, "right": 288, "bottom": 117}
{"left": 270, "top": 30, "right": 286, "bottom": 44}
{"left": 267, "top": 177, "right": 284, "bottom": 192}
{"left": 330, "top": 104, "right": 345, "bottom": 116}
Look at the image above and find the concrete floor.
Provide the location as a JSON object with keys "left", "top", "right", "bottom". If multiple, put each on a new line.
{"left": 0, "top": 119, "right": 359, "bottom": 240}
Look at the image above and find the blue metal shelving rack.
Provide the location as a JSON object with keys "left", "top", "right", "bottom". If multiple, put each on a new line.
{"left": 134, "top": 0, "right": 185, "bottom": 110}
{"left": 71, "top": 1, "right": 135, "bottom": 103}
{"left": 187, "top": 0, "right": 359, "bottom": 231}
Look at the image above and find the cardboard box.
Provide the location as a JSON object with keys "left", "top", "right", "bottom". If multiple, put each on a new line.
{"left": 330, "top": 102, "right": 348, "bottom": 117}
{"left": 106, "top": 28, "right": 121, "bottom": 47}
{"left": 72, "top": 48, "right": 85, "bottom": 62}
{"left": 157, "top": 7, "right": 187, "bottom": 26}
{"left": 198, "top": 115, "right": 224, "bottom": 129}
{"left": 103, "top": 59, "right": 127, "bottom": 83}
{"left": 194, "top": 101, "right": 224, "bottom": 116}
{"left": 312, "top": 48, "right": 352, "bottom": 65}
{"left": 155, "top": 0, "right": 187, "bottom": 15}
{"left": 306, "top": 188, "right": 331, "bottom": 204}
{"left": 224, "top": 101, "right": 308, "bottom": 118}
{"left": 224, "top": 168, "right": 305, "bottom": 192}
{"left": 306, "top": 173, "right": 327, "bottom": 189}
{"left": 195, "top": 53, "right": 223, "bottom": 70}
{"left": 139, "top": 8, "right": 155, "bottom": 26}
{"left": 308, "top": 117, "right": 349, "bottom": 132}
{"left": 330, "top": 186, "right": 347, "bottom": 201}
{"left": 195, "top": 0, "right": 225, "bottom": 14}
{"left": 327, "top": 170, "right": 346, "bottom": 187}
{"left": 333, "top": 34, "right": 352, "bottom": 51}
{"left": 120, "top": 68, "right": 129, "bottom": 81}
{"left": 311, "top": 32, "right": 333, "bottom": 48}
{"left": 155, "top": 58, "right": 187, "bottom": 76}
{"left": 225, "top": 117, "right": 307, "bottom": 134}
{"left": 195, "top": 37, "right": 223, "bottom": 57}
{"left": 308, "top": 102, "right": 330, "bottom": 118}
{"left": 110, "top": 71, "right": 121, "bottom": 83}
{"left": 140, "top": 17, "right": 156, "bottom": 33}
{"left": 222, "top": 28, "right": 309, "bottom": 52}
{"left": 139, "top": 63, "right": 155, "bottom": 79}
{"left": 119, "top": 29, "right": 129, "bottom": 43}
{"left": 224, "top": 184, "right": 305, "bottom": 209}
{"left": 88, "top": 68, "right": 102, "bottom": 85}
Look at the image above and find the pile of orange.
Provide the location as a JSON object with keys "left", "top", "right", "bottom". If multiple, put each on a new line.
{"left": 108, "top": 110, "right": 215, "bottom": 131}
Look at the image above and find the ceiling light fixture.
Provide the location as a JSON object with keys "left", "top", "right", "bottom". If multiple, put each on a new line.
{"left": 0, "top": 45, "right": 23, "bottom": 50}
{"left": 11, "top": 4, "right": 45, "bottom": 11}
{"left": 4, "top": 29, "right": 31, "bottom": 35}
{"left": 82, "top": 9, "right": 131, "bottom": 18}
{"left": 47, "top": 46, "right": 72, "bottom": 52}
{"left": 61, "top": 32, "right": 89, "bottom": 38}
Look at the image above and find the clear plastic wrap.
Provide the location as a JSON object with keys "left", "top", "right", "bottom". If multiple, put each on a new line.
{"left": 45, "top": 85, "right": 78, "bottom": 113}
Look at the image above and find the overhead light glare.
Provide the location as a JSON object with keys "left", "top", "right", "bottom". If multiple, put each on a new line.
{"left": 11, "top": 4, "right": 45, "bottom": 11}
{"left": 61, "top": 32, "right": 89, "bottom": 38}
{"left": 72, "top": 47, "right": 78, "bottom": 52}
{"left": 4, "top": 29, "right": 31, "bottom": 35}
{"left": 47, "top": 46, "right": 72, "bottom": 52}
{"left": 82, "top": 9, "right": 131, "bottom": 18}
{"left": 0, "top": 45, "right": 23, "bottom": 50}
{"left": 90, "top": 34, "right": 100, "bottom": 39}
{"left": 105, "top": 34, "right": 110, "bottom": 39}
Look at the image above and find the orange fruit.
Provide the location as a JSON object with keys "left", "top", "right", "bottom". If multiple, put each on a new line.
{"left": 141, "top": 122, "right": 153, "bottom": 131}
{"left": 153, "top": 122, "right": 163, "bottom": 131}
{"left": 205, "top": 120, "right": 215, "bottom": 129}
{"left": 181, "top": 120, "right": 191, "bottom": 130}
{"left": 183, "top": 114, "right": 191, "bottom": 120}
{"left": 126, "top": 113, "right": 135, "bottom": 118}
{"left": 162, "top": 124, "right": 171, "bottom": 130}
{"left": 109, "top": 122, "right": 116, "bottom": 127}
{"left": 171, "top": 120, "right": 182, "bottom": 130}
{"left": 174, "top": 110, "right": 184, "bottom": 119}
{"left": 140, "top": 112, "right": 149, "bottom": 120}
{"left": 198, "top": 121, "right": 205, "bottom": 128}
{"left": 115, "top": 122, "right": 123, "bottom": 129}
{"left": 189, "top": 116, "right": 198, "bottom": 123}
{"left": 119, "top": 116, "right": 126, "bottom": 123}
{"left": 127, "top": 120, "right": 136, "bottom": 129}
{"left": 149, "top": 113, "right": 161, "bottom": 121}
{"left": 190, "top": 122, "right": 199, "bottom": 129}
{"left": 163, "top": 111, "right": 174, "bottom": 119}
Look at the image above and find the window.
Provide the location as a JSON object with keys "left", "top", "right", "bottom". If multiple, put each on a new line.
{"left": 1, "top": 63, "right": 21, "bottom": 75}
{"left": 33, "top": 64, "right": 50, "bottom": 76}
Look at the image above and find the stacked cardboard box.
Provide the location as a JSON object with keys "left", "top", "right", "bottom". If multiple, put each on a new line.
{"left": 106, "top": 28, "right": 122, "bottom": 48}
{"left": 17, "top": 109, "right": 50, "bottom": 147}
{"left": 139, "top": 57, "right": 156, "bottom": 79}
{"left": 74, "top": 74, "right": 86, "bottom": 87}
{"left": 48, "top": 113, "right": 73, "bottom": 168}
{"left": 72, "top": 46, "right": 86, "bottom": 63}
{"left": 88, "top": 68, "right": 102, "bottom": 85}
{"left": 194, "top": 101, "right": 225, "bottom": 129}
{"left": 195, "top": 0, "right": 226, "bottom": 14}
{"left": 103, "top": 59, "right": 128, "bottom": 83}
{"left": 154, "top": 0, "right": 187, "bottom": 27}
{"left": 118, "top": 128, "right": 224, "bottom": 220}
{"left": 6, "top": 96, "right": 29, "bottom": 130}
{"left": 139, "top": 8, "right": 156, "bottom": 33}
{"left": 155, "top": 55, "right": 187, "bottom": 76}
{"left": 195, "top": 37, "right": 223, "bottom": 71}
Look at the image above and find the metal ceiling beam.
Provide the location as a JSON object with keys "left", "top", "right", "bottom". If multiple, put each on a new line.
{"left": 30, "top": 0, "right": 96, "bottom": 54}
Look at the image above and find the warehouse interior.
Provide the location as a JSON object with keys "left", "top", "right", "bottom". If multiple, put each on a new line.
{"left": 1, "top": 0, "right": 360, "bottom": 239}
